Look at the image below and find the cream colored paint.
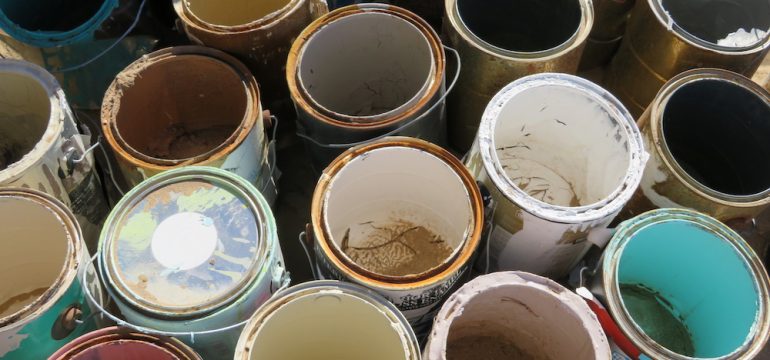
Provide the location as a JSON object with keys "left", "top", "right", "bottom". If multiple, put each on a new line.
{"left": 0, "top": 71, "right": 51, "bottom": 172}
{"left": 184, "top": 0, "right": 291, "bottom": 26}
{"left": 249, "top": 290, "right": 410, "bottom": 360}
{"left": 0, "top": 197, "right": 68, "bottom": 318}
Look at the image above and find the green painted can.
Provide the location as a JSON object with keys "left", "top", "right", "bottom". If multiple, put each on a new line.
{"left": 587, "top": 208, "right": 770, "bottom": 359}
{"left": 97, "top": 166, "right": 287, "bottom": 360}
{"left": 0, "top": 189, "right": 103, "bottom": 359}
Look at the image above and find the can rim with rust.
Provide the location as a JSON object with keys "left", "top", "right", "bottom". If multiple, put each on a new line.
{"left": 49, "top": 326, "right": 202, "bottom": 360}
{"left": 179, "top": 0, "right": 300, "bottom": 31}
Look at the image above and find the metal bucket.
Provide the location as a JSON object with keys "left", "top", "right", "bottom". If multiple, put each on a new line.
{"left": 465, "top": 73, "right": 647, "bottom": 278}
{"left": 0, "top": 189, "right": 102, "bottom": 359}
{"left": 424, "top": 271, "right": 610, "bottom": 360}
{"left": 444, "top": 0, "right": 594, "bottom": 152}
{"left": 605, "top": 0, "right": 770, "bottom": 117}
{"left": 578, "top": 0, "right": 635, "bottom": 70}
{"left": 49, "top": 326, "right": 202, "bottom": 359}
{"left": 101, "top": 46, "right": 277, "bottom": 204}
{"left": 622, "top": 69, "right": 770, "bottom": 257}
{"left": 0, "top": 59, "right": 109, "bottom": 252}
{"left": 305, "top": 137, "right": 483, "bottom": 333}
{"left": 287, "top": 4, "right": 450, "bottom": 171}
{"left": 93, "top": 166, "right": 287, "bottom": 360}
{"left": 585, "top": 209, "right": 770, "bottom": 359}
{"left": 172, "top": 0, "right": 327, "bottom": 105}
{"left": 234, "top": 281, "right": 420, "bottom": 360}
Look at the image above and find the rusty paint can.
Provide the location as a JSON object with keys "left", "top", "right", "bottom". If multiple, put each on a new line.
{"left": 605, "top": 0, "right": 770, "bottom": 117}
{"left": 172, "top": 0, "right": 327, "bottom": 104}
{"left": 621, "top": 68, "right": 770, "bottom": 257}
{"left": 424, "top": 272, "right": 610, "bottom": 360}
{"left": 578, "top": 0, "right": 635, "bottom": 70}
{"left": 444, "top": 0, "right": 594, "bottom": 152}
{"left": 96, "top": 166, "right": 287, "bottom": 360}
{"left": 101, "top": 46, "right": 278, "bottom": 204}
{"left": 288, "top": 4, "right": 450, "bottom": 170}
{"left": 235, "top": 281, "right": 420, "bottom": 360}
{"left": 0, "top": 189, "right": 103, "bottom": 359}
{"left": 0, "top": 59, "right": 109, "bottom": 252}
{"left": 305, "top": 137, "right": 483, "bottom": 333}
{"left": 49, "top": 327, "right": 202, "bottom": 360}
{"left": 584, "top": 209, "right": 770, "bottom": 359}
{"left": 465, "top": 73, "right": 648, "bottom": 278}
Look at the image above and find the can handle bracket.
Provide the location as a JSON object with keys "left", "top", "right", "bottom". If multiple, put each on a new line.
{"left": 51, "top": 304, "right": 83, "bottom": 340}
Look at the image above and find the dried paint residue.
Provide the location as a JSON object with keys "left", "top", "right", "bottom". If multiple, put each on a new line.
{"left": 446, "top": 334, "right": 553, "bottom": 360}
{"left": 497, "top": 146, "right": 580, "bottom": 207}
{"left": 146, "top": 124, "right": 233, "bottom": 160}
{"left": 342, "top": 220, "right": 452, "bottom": 277}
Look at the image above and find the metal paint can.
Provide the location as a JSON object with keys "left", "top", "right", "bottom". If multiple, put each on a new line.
{"left": 49, "top": 327, "right": 202, "bottom": 360}
{"left": 444, "top": 0, "right": 594, "bottom": 152}
{"left": 0, "top": 59, "right": 109, "bottom": 252}
{"left": 234, "top": 281, "right": 420, "bottom": 360}
{"left": 622, "top": 69, "right": 770, "bottom": 257}
{"left": 305, "top": 137, "right": 483, "bottom": 333}
{"left": 172, "top": 0, "right": 328, "bottom": 105}
{"left": 101, "top": 46, "right": 278, "bottom": 204}
{"left": 465, "top": 73, "right": 647, "bottom": 278}
{"left": 578, "top": 0, "right": 635, "bottom": 70}
{"left": 605, "top": 0, "right": 770, "bottom": 117}
{"left": 287, "top": 4, "right": 449, "bottom": 170}
{"left": 0, "top": 189, "right": 103, "bottom": 359}
{"left": 424, "top": 272, "right": 611, "bottom": 360}
{"left": 585, "top": 208, "right": 770, "bottom": 359}
{"left": 96, "top": 166, "right": 287, "bottom": 360}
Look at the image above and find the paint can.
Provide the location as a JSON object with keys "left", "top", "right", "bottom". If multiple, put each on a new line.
{"left": 0, "top": 59, "right": 109, "bottom": 252}
{"left": 578, "top": 0, "right": 635, "bottom": 70}
{"left": 304, "top": 137, "right": 483, "bottom": 333}
{"left": 94, "top": 166, "right": 287, "bottom": 360}
{"left": 0, "top": 189, "right": 103, "bottom": 359}
{"left": 172, "top": 0, "right": 327, "bottom": 105}
{"left": 287, "top": 4, "right": 450, "bottom": 171}
{"left": 234, "top": 281, "right": 420, "bottom": 360}
{"left": 101, "top": 46, "right": 278, "bottom": 204}
{"left": 424, "top": 271, "right": 610, "bottom": 360}
{"left": 583, "top": 208, "right": 770, "bottom": 359}
{"left": 49, "top": 327, "right": 202, "bottom": 360}
{"left": 622, "top": 69, "right": 770, "bottom": 257}
{"left": 444, "top": 0, "right": 594, "bottom": 152}
{"left": 465, "top": 73, "right": 647, "bottom": 278}
{"left": 605, "top": 0, "right": 770, "bottom": 117}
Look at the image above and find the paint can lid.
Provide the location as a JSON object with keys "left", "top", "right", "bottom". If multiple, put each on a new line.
{"left": 104, "top": 169, "right": 265, "bottom": 317}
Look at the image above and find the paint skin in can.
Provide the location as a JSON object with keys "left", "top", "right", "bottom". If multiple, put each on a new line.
{"left": 465, "top": 73, "right": 648, "bottom": 278}
{"left": 443, "top": 0, "right": 594, "bottom": 152}
{"left": 97, "top": 167, "right": 287, "bottom": 360}
{"left": 0, "top": 59, "right": 109, "bottom": 252}
{"left": 287, "top": 4, "right": 448, "bottom": 170}
{"left": 0, "top": 189, "right": 103, "bottom": 359}
{"left": 424, "top": 272, "right": 611, "bottom": 360}
{"left": 605, "top": 0, "right": 770, "bottom": 117}
{"left": 234, "top": 281, "right": 420, "bottom": 360}
{"left": 49, "top": 327, "right": 202, "bottom": 360}
{"left": 101, "top": 46, "right": 278, "bottom": 204}
{"left": 307, "top": 137, "right": 483, "bottom": 333}
{"left": 172, "top": 0, "right": 328, "bottom": 105}
{"left": 622, "top": 69, "right": 770, "bottom": 258}
{"left": 586, "top": 209, "right": 770, "bottom": 359}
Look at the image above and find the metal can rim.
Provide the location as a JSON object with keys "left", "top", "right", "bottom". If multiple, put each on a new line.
{"left": 49, "top": 326, "right": 202, "bottom": 360}
{"left": 173, "top": 0, "right": 305, "bottom": 33}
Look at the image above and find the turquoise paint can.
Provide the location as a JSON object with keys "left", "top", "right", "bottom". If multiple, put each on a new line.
{"left": 0, "top": 0, "right": 118, "bottom": 48}
{"left": 94, "top": 166, "right": 287, "bottom": 360}
{"left": 588, "top": 209, "right": 770, "bottom": 359}
{"left": 0, "top": 189, "right": 103, "bottom": 359}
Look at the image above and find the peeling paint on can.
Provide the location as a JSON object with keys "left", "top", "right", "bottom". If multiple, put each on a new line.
{"left": 465, "top": 73, "right": 647, "bottom": 278}
{"left": 101, "top": 46, "right": 278, "bottom": 204}
{"left": 307, "top": 137, "right": 483, "bottom": 334}
{"left": 287, "top": 4, "right": 448, "bottom": 170}
{"left": 0, "top": 189, "right": 103, "bottom": 359}
{"left": 587, "top": 209, "right": 770, "bottom": 359}
{"left": 234, "top": 281, "right": 420, "bottom": 360}
{"left": 49, "top": 327, "right": 202, "bottom": 360}
{"left": 444, "top": 0, "right": 594, "bottom": 151}
{"left": 0, "top": 59, "right": 109, "bottom": 252}
{"left": 424, "top": 272, "right": 611, "bottom": 360}
{"left": 97, "top": 167, "right": 286, "bottom": 360}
